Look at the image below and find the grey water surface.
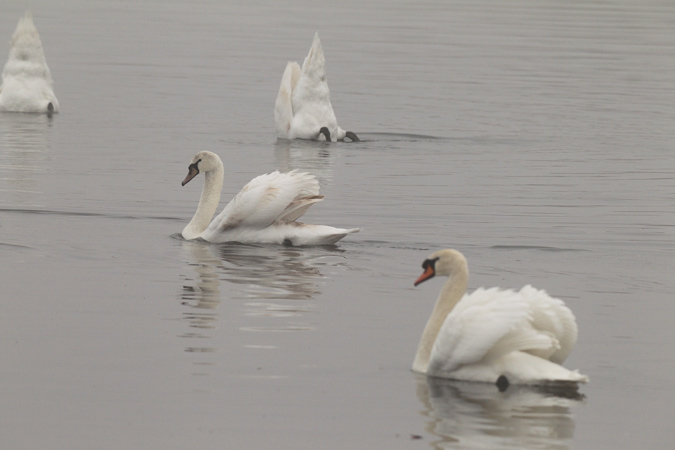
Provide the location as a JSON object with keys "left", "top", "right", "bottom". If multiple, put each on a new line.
{"left": 1, "top": 1, "right": 673, "bottom": 449}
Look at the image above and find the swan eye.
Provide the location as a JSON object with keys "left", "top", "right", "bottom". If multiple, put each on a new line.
{"left": 188, "top": 160, "right": 201, "bottom": 174}
{"left": 422, "top": 257, "right": 439, "bottom": 270}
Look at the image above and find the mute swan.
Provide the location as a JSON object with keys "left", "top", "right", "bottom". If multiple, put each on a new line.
{"left": 180, "top": 151, "right": 359, "bottom": 245}
{"left": 274, "top": 32, "right": 359, "bottom": 142}
{"left": 0, "top": 12, "right": 59, "bottom": 114}
{"left": 413, "top": 249, "right": 588, "bottom": 388}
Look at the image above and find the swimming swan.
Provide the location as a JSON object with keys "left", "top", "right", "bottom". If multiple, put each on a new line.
{"left": 274, "top": 32, "right": 359, "bottom": 142}
{"left": 0, "top": 11, "right": 59, "bottom": 114}
{"left": 413, "top": 249, "right": 588, "bottom": 388}
{"left": 181, "top": 151, "right": 359, "bottom": 245}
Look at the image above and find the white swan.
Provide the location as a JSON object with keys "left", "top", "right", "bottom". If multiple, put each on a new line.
{"left": 180, "top": 151, "right": 359, "bottom": 245}
{"left": 413, "top": 249, "right": 588, "bottom": 388}
{"left": 274, "top": 32, "right": 358, "bottom": 142}
{"left": 0, "top": 11, "right": 59, "bottom": 114}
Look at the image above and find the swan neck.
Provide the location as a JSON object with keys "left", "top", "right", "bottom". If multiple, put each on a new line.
{"left": 183, "top": 163, "right": 223, "bottom": 239}
{"left": 413, "top": 267, "right": 469, "bottom": 374}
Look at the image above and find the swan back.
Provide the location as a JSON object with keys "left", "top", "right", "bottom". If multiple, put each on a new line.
{"left": 204, "top": 170, "right": 322, "bottom": 235}
{"left": 0, "top": 11, "right": 59, "bottom": 113}
{"left": 428, "top": 287, "right": 563, "bottom": 375}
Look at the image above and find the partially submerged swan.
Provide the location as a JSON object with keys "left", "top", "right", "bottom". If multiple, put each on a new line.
{"left": 274, "top": 32, "right": 359, "bottom": 142}
{"left": 413, "top": 249, "right": 588, "bottom": 387}
{"left": 181, "top": 151, "right": 359, "bottom": 245}
{"left": 0, "top": 11, "right": 59, "bottom": 114}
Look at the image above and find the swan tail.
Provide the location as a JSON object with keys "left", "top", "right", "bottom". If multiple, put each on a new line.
{"left": 442, "top": 351, "right": 589, "bottom": 385}
{"left": 318, "top": 227, "right": 360, "bottom": 245}
{"left": 301, "top": 32, "right": 326, "bottom": 78}
{"left": 498, "top": 352, "right": 589, "bottom": 385}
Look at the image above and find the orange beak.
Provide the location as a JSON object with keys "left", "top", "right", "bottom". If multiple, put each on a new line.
{"left": 414, "top": 265, "right": 435, "bottom": 286}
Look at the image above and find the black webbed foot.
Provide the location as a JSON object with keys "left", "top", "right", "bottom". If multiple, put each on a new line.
{"left": 344, "top": 131, "right": 360, "bottom": 142}
{"left": 496, "top": 375, "right": 509, "bottom": 392}
{"left": 318, "top": 127, "right": 331, "bottom": 141}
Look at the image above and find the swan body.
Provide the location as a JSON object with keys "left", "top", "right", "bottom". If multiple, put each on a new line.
{"left": 181, "top": 151, "right": 359, "bottom": 245}
{"left": 274, "top": 32, "right": 358, "bottom": 142}
{"left": 0, "top": 12, "right": 59, "bottom": 114}
{"left": 413, "top": 249, "right": 588, "bottom": 387}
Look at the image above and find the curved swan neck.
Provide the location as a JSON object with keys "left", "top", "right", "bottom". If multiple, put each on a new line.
{"left": 182, "top": 162, "right": 223, "bottom": 239}
{"left": 413, "top": 265, "right": 469, "bottom": 373}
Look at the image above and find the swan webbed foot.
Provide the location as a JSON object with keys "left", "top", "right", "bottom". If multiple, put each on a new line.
{"left": 318, "top": 127, "right": 331, "bottom": 141}
{"left": 283, "top": 238, "right": 294, "bottom": 247}
{"left": 344, "top": 131, "right": 360, "bottom": 142}
{"left": 496, "top": 375, "right": 509, "bottom": 392}
{"left": 47, "top": 102, "right": 54, "bottom": 117}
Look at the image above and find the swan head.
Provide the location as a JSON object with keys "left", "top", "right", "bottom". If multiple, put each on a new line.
{"left": 414, "top": 249, "right": 468, "bottom": 286}
{"left": 182, "top": 151, "right": 222, "bottom": 186}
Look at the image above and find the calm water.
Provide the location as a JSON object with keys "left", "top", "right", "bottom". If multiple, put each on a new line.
{"left": 1, "top": 1, "right": 674, "bottom": 449}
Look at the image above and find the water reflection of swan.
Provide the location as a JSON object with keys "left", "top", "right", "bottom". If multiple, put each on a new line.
{"left": 274, "top": 138, "right": 337, "bottom": 186}
{"left": 179, "top": 241, "right": 223, "bottom": 354}
{"left": 415, "top": 375, "right": 583, "bottom": 450}
{"left": 0, "top": 112, "right": 52, "bottom": 206}
{"left": 178, "top": 240, "right": 345, "bottom": 336}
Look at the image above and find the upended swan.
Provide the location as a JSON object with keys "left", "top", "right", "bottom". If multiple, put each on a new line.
{"left": 0, "top": 11, "right": 59, "bottom": 114}
{"left": 180, "top": 151, "right": 359, "bottom": 245}
{"left": 413, "top": 249, "right": 588, "bottom": 388}
{"left": 274, "top": 32, "right": 359, "bottom": 142}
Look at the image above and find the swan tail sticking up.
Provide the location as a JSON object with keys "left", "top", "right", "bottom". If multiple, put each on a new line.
{"left": 274, "top": 32, "right": 358, "bottom": 142}
{"left": 0, "top": 11, "right": 59, "bottom": 113}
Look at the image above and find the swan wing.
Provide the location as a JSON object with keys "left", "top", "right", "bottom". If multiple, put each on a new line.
{"left": 274, "top": 61, "right": 301, "bottom": 138}
{"left": 428, "top": 288, "right": 555, "bottom": 376}
{"left": 205, "top": 171, "right": 320, "bottom": 233}
{"left": 518, "top": 285, "right": 579, "bottom": 364}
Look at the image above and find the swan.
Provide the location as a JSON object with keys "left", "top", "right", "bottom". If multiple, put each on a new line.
{"left": 274, "top": 32, "right": 359, "bottom": 142}
{"left": 0, "top": 11, "right": 59, "bottom": 114}
{"left": 180, "top": 151, "right": 359, "bottom": 245}
{"left": 413, "top": 249, "right": 588, "bottom": 388}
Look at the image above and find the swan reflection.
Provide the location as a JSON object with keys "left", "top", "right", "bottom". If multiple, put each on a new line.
{"left": 179, "top": 240, "right": 347, "bottom": 338}
{"left": 415, "top": 375, "right": 583, "bottom": 450}
{"left": 0, "top": 113, "right": 53, "bottom": 206}
{"left": 274, "top": 138, "right": 336, "bottom": 186}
